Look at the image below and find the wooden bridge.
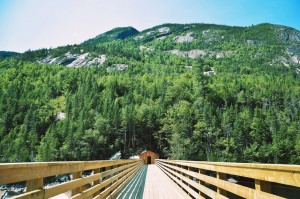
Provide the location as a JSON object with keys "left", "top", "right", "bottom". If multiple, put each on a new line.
{"left": 0, "top": 159, "right": 299, "bottom": 199}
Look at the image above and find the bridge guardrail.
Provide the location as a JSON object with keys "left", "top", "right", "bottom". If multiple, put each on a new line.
{"left": 0, "top": 159, "right": 142, "bottom": 199}
{"left": 156, "top": 159, "right": 300, "bottom": 199}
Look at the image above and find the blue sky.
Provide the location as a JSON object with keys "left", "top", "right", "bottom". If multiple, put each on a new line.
{"left": 0, "top": 0, "right": 299, "bottom": 52}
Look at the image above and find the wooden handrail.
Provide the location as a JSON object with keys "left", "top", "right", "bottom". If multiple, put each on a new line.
{"left": 156, "top": 159, "right": 300, "bottom": 199}
{"left": 0, "top": 159, "right": 142, "bottom": 199}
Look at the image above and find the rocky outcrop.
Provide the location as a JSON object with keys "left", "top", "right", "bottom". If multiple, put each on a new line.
{"left": 272, "top": 55, "right": 299, "bottom": 67}
{"left": 56, "top": 112, "right": 66, "bottom": 120}
{"left": 169, "top": 49, "right": 232, "bottom": 59}
{"left": 174, "top": 32, "right": 194, "bottom": 43}
{"left": 188, "top": 50, "right": 207, "bottom": 58}
{"left": 135, "top": 27, "right": 170, "bottom": 41}
{"left": 184, "top": 66, "right": 193, "bottom": 70}
{"left": 158, "top": 27, "right": 170, "bottom": 34}
{"left": 169, "top": 49, "right": 206, "bottom": 58}
{"left": 169, "top": 49, "right": 188, "bottom": 57}
{"left": 286, "top": 45, "right": 300, "bottom": 56}
{"left": 204, "top": 69, "right": 216, "bottom": 75}
{"left": 106, "top": 64, "right": 128, "bottom": 72}
{"left": 277, "top": 27, "right": 300, "bottom": 43}
{"left": 285, "top": 45, "right": 300, "bottom": 65}
{"left": 139, "top": 45, "right": 154, "bottom": 52}
{"left": 246, "top": 40, "right": 259, "bottom": 45}
{"left": 67, "top": 53, "right": 89, "bottom": 67}
{"left": 38, "top": 53, "right": 106, "bottom": 67}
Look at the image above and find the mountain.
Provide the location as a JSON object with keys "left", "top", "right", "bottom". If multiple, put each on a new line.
{"left": 0, "top": 23, "right": 299, "bottom": 164}
{"left": 0, "top": 51, "right": 19, "bottom": 59}
{"left": 84, "top": 26, "right": 139, "bottom": 44}
{"left": 16, "top": 23, "right": 300, "bottom": 71}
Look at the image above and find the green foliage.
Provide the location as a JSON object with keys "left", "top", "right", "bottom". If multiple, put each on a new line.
{"left": 1, "top": 22, "right": 300, "bottom": 164}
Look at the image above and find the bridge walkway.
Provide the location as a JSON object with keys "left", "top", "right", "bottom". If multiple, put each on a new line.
{"left": 115, "top": 164, "right": 189, "bottom": 199}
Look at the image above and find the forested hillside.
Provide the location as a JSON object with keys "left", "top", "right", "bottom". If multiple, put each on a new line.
{"left": 0, "top": 23, "right": 299, "bottom": 164}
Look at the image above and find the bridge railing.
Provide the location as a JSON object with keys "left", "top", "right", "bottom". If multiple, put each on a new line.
{"left": 156, "top": 159, "right": 300, "bottom": 199}
{"left": 0, "top": 159, "right": 142, "bottom": 199}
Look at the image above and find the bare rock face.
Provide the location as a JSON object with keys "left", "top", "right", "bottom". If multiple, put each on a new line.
{"left": 285, "top": 45, "right": 300, "bottom": 65}
{"left": 286, "top": 45, "right": 300, "bottom": 56}
{"left": 187, "top": 50, "right": 206, "bottom": 58}
{"left": 184, "top": 66, "right": 193, "bottom": 70}
{"left": 67, "top": 53, "right": 89, "bottom": 67}
{"left": 246, "top": 40, "right": 258, "bottom": 45}
{"left": 106, "top": 64, "right": 128, "bottom": 72}
{"left": 169, "top": 49, "right": 188, "bottom": 57}
{"left": 158, "top": 27, "right": 170, "bottom": 34}
{"left": 174, "top": 32, "right": 194, "bottom": 43}
{"left": 146, "top": 31, "right": 156, "bottom": 36}
{"left": 56, "top": 112, "right": 66, "bottom": 120}
{"left": 201, "top": 29, "right": 222, "bottom": 42}
{"left": 169, "top": 49, "right": 232, "bottom": 59}
{"left": 134, "top": 35, "right": 144, "bottom": 40}
{"left": 277, "top": 27, "right": 300, "bottom": 43}
{"left": 38, "top": 53, "right": 106, "bottom": 67}
{"left": 139, "top": 46, "right": 154, "bottom": 52}
{"left": 273, "top": 55, "right": 299, "bottom": 67}
{"left": 290, "top": 55, "right": 300, "bottom": 64}
{"left": 215, "top": 51, "right": 233, "bottom": 59}
{"left": 204, "top": 68, "right": 216, "bottom": 76}
{"left": 87, "top": 55, "right": 106, "bottom": 66}
{"left": 169, "top": 49, "right": 206, "bottom": 58}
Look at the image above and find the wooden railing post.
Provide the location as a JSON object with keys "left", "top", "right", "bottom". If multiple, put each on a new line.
{"left": 26, "top": 178, "right": 43, "bottom": 192}
{"left": 93, "top": 168, "right": 100, "bottom": 197}
{"left": 217, "top": 172, "right": 227, "bottom": 197}
{"left": 199, "top": 169, "right": 206, "bottom": 197}
{"left": 255, "top": 179, "right": 272, "bottom": 193}
{"left": 187, "top": 167, "right": 192, "bottom": 197}
{"left": 105, "top": 166, "right": 111, "bottom": 189}
{"left": 72, "top": 171, "right": 82, "bottom": 196}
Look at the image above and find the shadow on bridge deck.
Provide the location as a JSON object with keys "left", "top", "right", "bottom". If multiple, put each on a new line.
{"left": 115, "top": 164, "right": 190, "bottom": 199}
{"left": 114, "top": 165, "right": 148, "bottom": 199}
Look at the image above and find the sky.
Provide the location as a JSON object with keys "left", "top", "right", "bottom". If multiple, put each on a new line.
{"left": 0, "top": 0, "right": 299, "bottom": 52}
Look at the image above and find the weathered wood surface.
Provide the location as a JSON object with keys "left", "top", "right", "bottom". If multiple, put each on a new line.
{"left": 143, "top": 164, "right": 190, "bottom": 199}
{"left": 1, "top": 159, "right": 299, "bottom": 199}
{"left": 156, "top": 159, "right": 300, "bottom": 199}
{"left": 0, "top": 159, "right": 142, "bottom": 199}
{"left": 0, "top": 160, "right": 138, "bottom": 184}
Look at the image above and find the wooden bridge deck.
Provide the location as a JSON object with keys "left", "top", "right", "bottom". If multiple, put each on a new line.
{"left": 142, "top": 164, "right": 190, "bottom": 199}
{"left": 115, "top": 164, "right": 189, "bottom": 199}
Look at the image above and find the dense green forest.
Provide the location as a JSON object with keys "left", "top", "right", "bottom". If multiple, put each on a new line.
{"left": 0, "top": 23, "right": 299, "bottom": 164}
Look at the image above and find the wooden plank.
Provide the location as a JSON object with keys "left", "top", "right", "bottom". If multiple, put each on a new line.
{"left": 187, "top": 167, "right": 192, "bottom": 197}
{"left": 217, "top": 172, "right": 227, "bottom": 197}
{"left": 199, "top": 169, "right": 206, "bottom": 198}
{"left": 26, "top": 178, "right": 43, "bottom": 192}
{"left": 157, "top": 159, "right": 300, "bottom": 188}
{"left": 255, "top": 179, "right": 272, "bottom": 193}
{"left": 108, "top": 164, "right": 143, "bottom": 198}
{"left": 43, "top": 162, "right": 138, "bottom": 198}
{"left": 157, "top": 160, "right": 285, "bottom": 199}
{"left": 12, "top": 190, "right": 44, "bottom": 199}
{"left": 93, "top": 168, "right": 100, "bottom": 197}
{"left": 0, "top": 160, "right": 140, "bottom": 184}
{"left": 157, "top": 162, "right": 218, "bottom": 199}
{"left": 167, "top": 159, "right": 300, "bottom": 171}
{"left": 104, "top": 166, "right": 111, "bottom": 189}
{"left": 157, "top": 163, "right": 200, "bottom": 199}
{"left": 72, "top": 171, "right": 82, "bottom": 196}
{"left": 74, "top": 162, "right": 141, "bottom": 199}
{"left": 143, "top": 164, "right": 190, "bottom": 199}
{"left": 100, "top": 163, "right": 142, "bottom": 199}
